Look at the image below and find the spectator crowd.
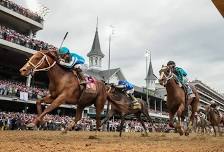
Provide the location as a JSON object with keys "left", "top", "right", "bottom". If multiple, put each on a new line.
{"left": 0, "top": 79, "right": 48, "bottom": 100}
{"left": 0, "top": 0, "right": 43, "bottom": 23}
{"left": 0, "top": 25, "right": 56, "bottom": 51}
{"left": 0, "top": 111, "right": 170, "bottom": 132}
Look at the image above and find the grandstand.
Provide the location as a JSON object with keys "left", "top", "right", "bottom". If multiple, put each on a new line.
{"left": 0, "top": 0, "right": 223, "bottom": 125}
{"left": 0, "top": 0, "right": 168, "bottom": 122}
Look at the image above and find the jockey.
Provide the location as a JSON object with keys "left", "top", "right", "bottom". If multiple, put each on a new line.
{"left": 210, "top": 100, "right": 220, "bottom": 116}
{"left": 116, "top": 80, "right": 140, "bottom": 107}
{"left": 167, "top": 61, "right": 194, "bottom": 98}
{"left": 58, "top": 47, "right": 86, "bottom": 84}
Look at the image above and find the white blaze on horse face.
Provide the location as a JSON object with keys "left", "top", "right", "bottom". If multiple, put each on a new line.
{"left": 160, "top": 72, "right": 164, "bottom": 81}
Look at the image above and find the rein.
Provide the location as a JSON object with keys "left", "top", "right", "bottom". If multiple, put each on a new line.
{"left": 160, "top": 69, "right": 174, "bottom": 86}
{"left": 107, "top": 86, "right": 112, "bottom": 93}
{"left": 28, "top": 52, "right": 56, "bottom": 72}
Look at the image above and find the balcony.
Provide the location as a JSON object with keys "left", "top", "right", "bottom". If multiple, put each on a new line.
{"left": 0, "top": 38, "right": 34, "bottom": 55}
{"left": 0, "top": 5, "right": 43, "bottom": 34}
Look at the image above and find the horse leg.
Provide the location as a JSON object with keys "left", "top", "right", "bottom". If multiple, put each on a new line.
{"left": 177, "top": 103, "right": 185, "bottom": 136}
{"left": 119, "top": 115, "right": 125, "bottom": 137}
{"left": 189, "top": 98, "right": 199, "bottom": 129}
{"left": 213, "top": 125, "right": 216, "bottom": 136}
{"left": 218, "top": 125, "right": 222, "bottom": 136}
{"left": 95, "top": 96, "right": 107, "bottom": 132}
{"left": 101, "top": 110, "right": 114, "bottom": 126}
{"left": 136, "top": 113, "right": 148, "bottom": 136}
{"left": 33, "top": 95, "right": 65, "bottom": 126}
{"left": 63, "top": 106, "right": 84, "bottom": 133}
{"left": 36, "top": 95, "right": 54, "bottom": 116}
{"left": 142, "top": 108, "right": 153, "bottom": 125}
{"left": 169, "top": 112, "right": 175, "bottom": 128}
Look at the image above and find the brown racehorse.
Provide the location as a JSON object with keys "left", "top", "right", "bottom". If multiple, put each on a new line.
{"left": 19, "top": 50, "right": 107, "bottom": 133}
{"left": 159, "top": 65, "right": 200, "bottom": 136}
{"left": 101, "top": 84, "right": 153, "bottom": 137}
{"left": 205, "top": 105, "right": 223, "bottom": 136}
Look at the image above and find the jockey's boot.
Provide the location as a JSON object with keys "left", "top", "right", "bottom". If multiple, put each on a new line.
{"left": 129, "top": 94, "right": 141, "bottom": 109}
{"left": 75, "top": 68, "right": 86, "bottom": 85}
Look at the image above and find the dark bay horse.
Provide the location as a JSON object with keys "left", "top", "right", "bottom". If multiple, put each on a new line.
{"left": 101, "top": 84, "right": 153, "bottom": 137}
{"left": 205, "top": 105, "right": 223, "bottom": 136}
{"left": 159, "top": 65, "right": 200, "bottom": 136}
{"left": 19, "top": 50, "right": 107, "bottom": 132}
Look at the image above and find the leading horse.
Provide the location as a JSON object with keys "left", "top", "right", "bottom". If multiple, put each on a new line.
{"left": 19, "top": 50, "right": 107, "bottom": 132}
{"left": 159, "top": 65, "right": 200, "bottom": 136}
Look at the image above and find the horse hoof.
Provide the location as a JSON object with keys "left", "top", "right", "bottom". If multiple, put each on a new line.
{"left": 185, "top": 132, "right": 190, "bottom": 136}
{"left": 26, "top": 123, "right": 36, "bottom": 129}
{"left": 178, "top": 129, "right": 184, "bottom": 136}
{"left": 61, "top": 130, "right": 68, "bottom": 134}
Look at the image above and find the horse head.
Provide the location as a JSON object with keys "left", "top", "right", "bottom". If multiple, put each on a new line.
{"left": 158, "top": 65, "right": 173, "bottom": 86}
{"left": 20, "top": 50, "right": 58, "bottom": 76}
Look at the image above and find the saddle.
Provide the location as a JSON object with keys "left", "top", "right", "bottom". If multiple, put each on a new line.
{"left": 78, "top": 76, "right": 98, "bottom": 103}
{"left": 84, "top": 76, "right": 97, "bottom": 93}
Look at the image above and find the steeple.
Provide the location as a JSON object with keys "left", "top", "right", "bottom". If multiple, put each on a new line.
{"left": 145, "top": 53, "right": 157, "bottom": 90}
{"left": 87, "top": 17, "right": 104, "bottom": 69}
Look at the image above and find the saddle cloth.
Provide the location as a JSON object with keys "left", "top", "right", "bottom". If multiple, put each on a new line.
{"left": 84, "top": 76, "right": 97, "bottom": 93}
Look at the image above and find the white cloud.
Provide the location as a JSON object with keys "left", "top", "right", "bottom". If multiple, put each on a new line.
{"left": 15, "top": 0, "right": 224, "bottom": 92}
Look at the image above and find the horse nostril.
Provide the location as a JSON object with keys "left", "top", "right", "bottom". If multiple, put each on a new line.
{"left": 20, "top": 68, "right": 27, "bottom": 73}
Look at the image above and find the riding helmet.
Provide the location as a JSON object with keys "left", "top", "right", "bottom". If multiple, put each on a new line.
{"left": 167, "top": 61, "right": 176, "bottom": 66}
{"left": 59, "top": 47, "right": 70, "bottom": 55}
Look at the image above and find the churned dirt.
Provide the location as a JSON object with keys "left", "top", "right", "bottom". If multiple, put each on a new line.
{"left": 0, "top": 131, "right": 223, "bottom": 152}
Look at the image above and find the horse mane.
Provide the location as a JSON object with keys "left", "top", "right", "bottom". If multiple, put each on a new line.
{"left": 39, "top": 50, "right": 59, "bottom": 61}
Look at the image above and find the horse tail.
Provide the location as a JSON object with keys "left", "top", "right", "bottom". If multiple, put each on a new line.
{"left": 139, "top": 99, "right": 154, "bottom": 125}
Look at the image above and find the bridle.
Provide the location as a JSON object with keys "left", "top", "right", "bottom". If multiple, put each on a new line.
{"left": 159, "top": 66, "right": 174, "bottom": 86}
{"left": 28, "top": 52, "right": 56, "bottom": 73}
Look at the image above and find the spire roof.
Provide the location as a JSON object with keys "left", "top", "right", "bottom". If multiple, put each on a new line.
{"left": 87, "top": 19, "right": 104, "bottom": 58}
{"left": 145, "top": 55, "right": 157, "bottom": 81}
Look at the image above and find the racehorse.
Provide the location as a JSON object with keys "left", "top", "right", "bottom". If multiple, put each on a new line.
{"left": 205, "top": 105, "right": 223, "bottom": 136}
{"left": 194, "top": 112, "right": 211, "bottom": 134}
{"left": 159, "top": 65, "right": 200, "bottom": 136}
{"left": 101, "top": 84, "right": 153, "bottom": 137}
{"left": 19, "top": 50, "right": 107, "bottom": 133}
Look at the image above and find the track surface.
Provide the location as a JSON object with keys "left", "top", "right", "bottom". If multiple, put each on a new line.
{"left": 0, "top": 131, "right": 223, "bottom": 152}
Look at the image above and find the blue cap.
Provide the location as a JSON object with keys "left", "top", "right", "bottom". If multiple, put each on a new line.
{"left": 59, "top": 47, "right": 70, "bottom": 55}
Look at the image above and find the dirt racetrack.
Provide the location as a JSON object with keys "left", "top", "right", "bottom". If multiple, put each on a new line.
{"left": 0, "top": 131, "right": 223, "bottom": 152}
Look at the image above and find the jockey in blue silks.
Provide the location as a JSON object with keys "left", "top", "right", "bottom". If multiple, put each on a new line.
{"left": 116, "top": 80, "right": 140, "bottom": 109}
{"left": 58, "top": 47, "right": 86, "bottom": 84}
{"left": 167, "top": 61, "right": 195, "bottom": 99}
